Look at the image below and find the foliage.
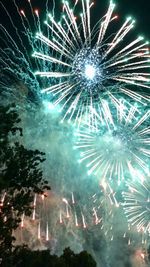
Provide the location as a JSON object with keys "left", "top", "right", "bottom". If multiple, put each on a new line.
{"left": 0, "top": 104, "right": 50, "bottom": 256}
{"left": 0, "top": 245, "right": 97, "bottom": 267}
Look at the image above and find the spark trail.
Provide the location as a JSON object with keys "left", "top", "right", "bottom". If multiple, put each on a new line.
{"left": 122, "top": 177, "right": 150, "bottom": 234}
{"left": 74, "top": 101, "right": 150, "bottom": 184}
{"left": 34, "top": 0, "right": 150, "bottom": 122}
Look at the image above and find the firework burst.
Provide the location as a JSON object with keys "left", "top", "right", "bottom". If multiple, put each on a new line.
{"left": 34, "top": 0, "right": 150, "bottom": 122}
{"left": 74, "top": 101, "right": 150, "bottom": 184}
{"left": 0, "top": 0, "right": 51, "bottom": 103}
{"left": 15, "top": 182, "right": 118, "bottom": 249}
{"left": 122, "top": 178, "right": 150, "bottom": 233}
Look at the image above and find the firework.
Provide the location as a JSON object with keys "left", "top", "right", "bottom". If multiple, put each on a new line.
{"left": 122, "top": 177, "right": 150, "bottom": 234}
{"left": 74, "top": 101, "right": 150, "bottom": 184}
{"left": 0, "top": 0, "right": 51, "bottom": 103}
{"left": 1, "top": 1, "right": 150, "bottom": 260}
{"left": 16, "top": 183, "right": 118, "bottom": 249}
{"left": 34, "top": 0, "right": 150, "bottom": 122}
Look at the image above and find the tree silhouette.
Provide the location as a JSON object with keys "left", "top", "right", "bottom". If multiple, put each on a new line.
{"left": 1, "top": 245, "right": 97, "bottom": 267}
{"left": 0, "top": 104, "right": 50, "bottom": 257}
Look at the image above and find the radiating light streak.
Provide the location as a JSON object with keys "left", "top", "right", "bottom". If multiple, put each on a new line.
{"left": 75, "top": 101, "right": 150, "bottom": 183}
{"left": 122, "top": 178, "right": 150, "bottom": 233}
{"left": 33, "top": 0, "right": 150, "bottom": 123}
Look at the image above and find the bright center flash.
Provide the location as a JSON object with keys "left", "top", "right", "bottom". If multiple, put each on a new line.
{"left": 85, "top": 64, "right": 96, "bottom": 80}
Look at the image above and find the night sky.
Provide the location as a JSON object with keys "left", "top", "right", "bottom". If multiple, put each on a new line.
{"left": 0, "top": 1, "right": 150, "bottom": 264}
{"left": 96, "top": 0, "right": 150, "bottom": 39}
{"left": 0, "top": 0, "right": 150, "bottom": 39}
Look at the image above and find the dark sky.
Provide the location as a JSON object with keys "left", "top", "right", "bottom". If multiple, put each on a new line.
{"left": 93, "top": 0, "right": 150, "bottom": 39}
{"left": 0, "top": 0, "right": 150, "bottom": 38}
{"left": 28, "top": 0, "right": 150, "bottom": 40}
{"left": 31, "top": 0, "right": 149, "bottom": 40}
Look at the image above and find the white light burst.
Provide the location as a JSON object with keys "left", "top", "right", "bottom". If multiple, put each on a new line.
{"left": 34, "top": 0, "right": 150, "bottom": 122}
{"left": 122, "top": 178, "right": 150, "bottom": 233}
{"left": 85, "top": 64, "right": 96, "bottom": 80}
{"left": 74, "top": 101, "right": 150, "bottom": 184}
